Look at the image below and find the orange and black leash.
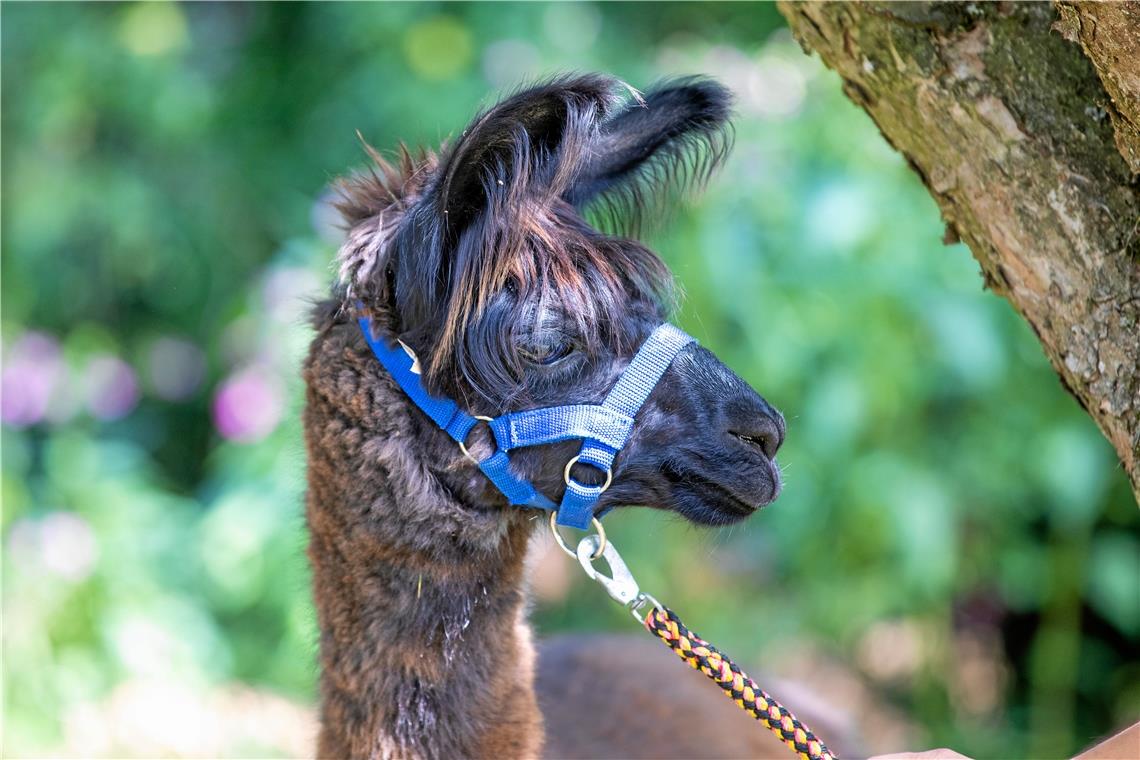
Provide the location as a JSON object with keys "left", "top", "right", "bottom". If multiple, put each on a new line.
{"left": 645, "top": 605, "right": 837, "bottom": 760}
{"left": 553, "top": 514, "right": 838, "bottom": 760}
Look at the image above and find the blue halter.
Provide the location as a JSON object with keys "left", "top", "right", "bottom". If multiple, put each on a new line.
{"left": 358, "top": 315, "right": 695, "bottom": 529}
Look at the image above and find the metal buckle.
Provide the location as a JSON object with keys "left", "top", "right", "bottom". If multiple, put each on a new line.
{"left": 563, "top": 454, "right": 613, "bottom": 492}
{"left": 457, "top": 415, "right": 494, "bottom": 464}
{"left": 628, "top": 592, "right": 665, "bottom": 625}
{"left": 575, "top": 534, "right": 663, "bottom": 623}
{"left": 549, "top": 510, "right": 606, "bottom": 560}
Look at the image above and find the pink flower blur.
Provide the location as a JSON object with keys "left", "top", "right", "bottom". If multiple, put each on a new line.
{"left": 212, "top": 365, "right": 285, "bottom": 443}
{"left": 1, "top": 332, "right": 65, "bottom": 428}
{"left": 86, "top": 355, "right": 141, "bottom": 421}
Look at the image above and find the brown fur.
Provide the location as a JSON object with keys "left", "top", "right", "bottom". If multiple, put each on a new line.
{"left": 305, "top": 317, "right": 543, "bottom": 758}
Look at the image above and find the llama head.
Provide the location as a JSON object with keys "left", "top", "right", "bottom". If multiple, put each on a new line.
{"left": 334, "top": 74, "right": 784, "bottom": 526}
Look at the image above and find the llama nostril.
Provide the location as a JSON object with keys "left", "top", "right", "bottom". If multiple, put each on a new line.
{"left": 730, "top": 416, "right": 784, "bottom": 459}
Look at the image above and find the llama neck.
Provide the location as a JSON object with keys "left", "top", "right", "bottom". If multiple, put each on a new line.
{"left": 304, "top": 318, "right": 543, "bottom": 759}
{"left": 306, "top": 518, "right": 540, "bottom": 760}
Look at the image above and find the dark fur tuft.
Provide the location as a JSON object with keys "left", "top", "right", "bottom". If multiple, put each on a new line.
{"left": 436, "top": 72, "right": 625, "bottom": 230}
{"left": 331, "top": 140, "right": 435, "bottom": 309}
{"left": 569, "top": 77, "right": 734, "bottom": 236}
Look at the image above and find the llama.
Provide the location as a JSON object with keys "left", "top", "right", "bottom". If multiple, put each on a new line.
{"left": 304, "top": 74, "right": 811, "bottom": 759}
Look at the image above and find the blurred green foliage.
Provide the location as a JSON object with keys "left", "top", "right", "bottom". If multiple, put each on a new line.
{"left": 2, "top": 3, "right": 1136, "bottom": 758}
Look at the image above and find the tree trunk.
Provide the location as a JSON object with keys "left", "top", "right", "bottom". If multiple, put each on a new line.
{"left": 776, "top": 1, "right": 1140, "bottom": 504}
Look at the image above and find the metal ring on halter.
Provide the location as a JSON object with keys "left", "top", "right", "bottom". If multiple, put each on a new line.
{"left": 563, "top": 454, "right": 613, "bottom": 492}
{"left": 549, "top": 510, "right": 606, "bottom": 560}
{"left": 457, "top": 416, "right": 494, "bottom": 464}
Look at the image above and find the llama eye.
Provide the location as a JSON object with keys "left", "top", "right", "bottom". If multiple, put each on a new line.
{"left": 522, "top": 339, "right": 574, "bottom": 366}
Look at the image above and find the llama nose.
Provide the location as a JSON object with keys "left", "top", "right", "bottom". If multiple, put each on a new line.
{"left": 728, "top": 405, "right": 785, "bottom": 460}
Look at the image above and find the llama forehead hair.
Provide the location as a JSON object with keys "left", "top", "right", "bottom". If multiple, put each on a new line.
{"left": 332, "top": 143, "right": 436, "bottom": 300}
{"left": 336, "top": 212, "right": 389, "bottom": 298}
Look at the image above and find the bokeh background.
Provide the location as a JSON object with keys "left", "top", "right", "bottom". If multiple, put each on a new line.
{"left": 3, "top": 3, "right": 1137, "bottom": 758}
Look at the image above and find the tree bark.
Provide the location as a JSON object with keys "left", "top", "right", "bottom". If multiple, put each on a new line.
{"left": 777, "top": 1, "right": 1140, "bottom": 503}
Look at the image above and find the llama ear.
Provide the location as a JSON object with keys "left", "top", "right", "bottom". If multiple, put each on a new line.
{"left": 430, "top": 74, "right": 623, "bottom": 234}
{"left": 565, "top": 77, "right": 733, "bottom": 231}
{"left": 387, "top": 75, "right": 622, "bottom": 339}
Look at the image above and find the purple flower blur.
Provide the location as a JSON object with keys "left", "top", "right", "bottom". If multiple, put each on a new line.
{"left": 1, "top": 332, "right": 65, "bottom": 428}
{"left": 212, "top": 364, "right": 285, "bottom": 443}
{"left": 86, "top": 355, "right": 141, "bottom": 421}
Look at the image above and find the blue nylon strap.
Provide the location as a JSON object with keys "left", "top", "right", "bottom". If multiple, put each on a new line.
{"left": 477, "top": 451, "right": 557, "bottom": 509}
{"left": 490, "top": 405, "right": 635, "bottom": 452}
{"left": 558, "top": 480, "right": 608, "bottom": 527}
{"left": 555, "top": 323, "right": 695, "bottom": 528}
{"left": 569, "top": 324, "right": 695, "bottom": 473}
{"left": 357, "top": 316, "right": 476, "bottom": 443}
{"left": 358, "top": 312, "right": 694, "bottom": 532}
{"left": 358, "top": 316, "right": 547, "bottom": 509}
{"left": 444, "top": 414, "right": 479, "bottom": 446}
{"left": 603, "top": 323, "right": 695, "bottom": 417}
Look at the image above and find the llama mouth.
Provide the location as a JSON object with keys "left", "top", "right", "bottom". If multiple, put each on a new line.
{"left": 699, "top": 477, "right": 762, "bottom": 517}
{"left": 662, "top": 464, "right": 767, "bottom": 519}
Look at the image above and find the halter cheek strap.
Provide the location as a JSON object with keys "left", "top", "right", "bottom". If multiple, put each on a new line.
{"left": 357, "top": 315, "right": 694, "bottom": 529}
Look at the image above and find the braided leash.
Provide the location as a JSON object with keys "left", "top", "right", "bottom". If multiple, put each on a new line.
{"left": 561, "top": 528, "right": 840, "bottom": 760}
{"left": 645, "top": 605, "right": 837, "bottom": 760}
